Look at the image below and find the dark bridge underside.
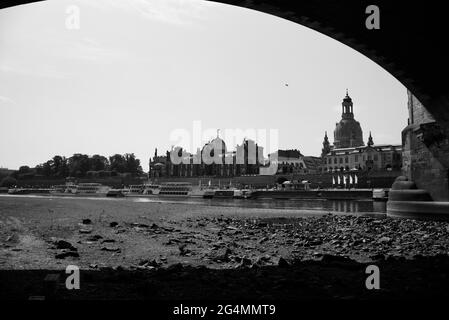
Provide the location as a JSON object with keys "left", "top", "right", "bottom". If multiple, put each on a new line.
{"left": 2, "top": 0, "right": 449, "bottom": 121}
{"left": 208, "top": 0, "right": 449, "bottom": 122}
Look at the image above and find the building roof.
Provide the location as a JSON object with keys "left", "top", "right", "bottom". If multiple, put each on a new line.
{"left": 326, "top": 144, "right": 402, "bottom": 156}
{"left": 303, "top": 156, "right": 322, "bottom": 170}
{"left": 270, "top": 149, "right": 303, "bottom": 159}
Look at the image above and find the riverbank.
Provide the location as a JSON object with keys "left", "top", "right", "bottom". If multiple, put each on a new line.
{"left": 1, "top": 196, "right": 448, "bottom": 299}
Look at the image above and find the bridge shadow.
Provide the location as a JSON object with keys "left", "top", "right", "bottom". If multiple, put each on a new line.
{"left": 1, "top": 254, "right": 449, "bottom": 300}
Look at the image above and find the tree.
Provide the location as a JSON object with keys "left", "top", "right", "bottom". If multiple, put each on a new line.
{"left": 124, "top": 153, "right": 141, "bottom": 175}
{"left": 0, "top": 176, "right": 17, "bottom": 188}
{"left": 42, "top": 160, "right": 53, "bottom": 177}
{"left": 90, "top": 155, "right": 109, "bottom": 171}
{"left": 18, "top": 166, "right": 31, "bottom": 174}
{"left": 68, "top": 154, "right": 90, "bottom": 177}
{"left": 51, "top": 155, "right": 69, "bottom": 177}
{"left": 109, "top": 154, "right": 126, "bottom": 173}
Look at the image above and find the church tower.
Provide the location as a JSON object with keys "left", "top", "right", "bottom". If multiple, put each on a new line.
{"left": 367, "top": 131, "right": 374, "bottom": 147}
{"left": 333, "top": 90, "right": 364, "bottom": 148}
{"left": 321, "top": 131, "right": 331, "bottom": 157}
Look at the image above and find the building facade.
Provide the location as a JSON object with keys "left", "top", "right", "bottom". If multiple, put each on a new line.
{"left": 321, "top": 91, "right": 402, "bottom": 172}
{"left": 149, "top": 137, "right": 265, "bottom": 178}
{"left": 268, "top": 149, "right": 319, "bottom": 174}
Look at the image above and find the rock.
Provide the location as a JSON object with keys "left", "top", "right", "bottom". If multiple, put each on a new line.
{"left": 54, "top": 240, "right": 77, "bottom": 251}
{"left": 369, "top": 253, "right": 385, "bottom": 261}
{"left": 101, "top": 239, "right": 116, "bottom": 243}
{"left": 82, "top": 219, "right": 92, "bottom": 225}
{"left": 178, "top": 244, "right": 191, "bottom": 256}
{"left": 258, "top": 237, "right": 269, "bottom": 244}
{"left": 109, "top": 222, "right": 119, "bottom": 228}
{"left": 86, "top": 235, "right": 103, "bottom": 242}
{"left": 138, "top": 259, "right": 161, "bottom": 268}
{"left": 235, "top": 257, "right": 252, "bottom": 269}
{"left": 55, "top": 250, "right": 79, "bottom": 259}
{"left": 165, "top": 238, "right": 180, "bottom": 245}
{"left": 211, "top": 247, "right": 232, "bottom": 262}
{"left": 166, "top": 263, "right": 184, "bottom": 273}
{"left": 132, "top": 223, "right": 149, "bottom": 228}
{"left": 378, "top": 236, "right": 392, "bottom": 244}
{"left": 79, "top": 229, "right": 92, "bottom": 234}
{"left": 251, "top": 255, "right": 273, "bottom": 268}
{"left": 112, "top": 266, "right": 124, "bottom": 271}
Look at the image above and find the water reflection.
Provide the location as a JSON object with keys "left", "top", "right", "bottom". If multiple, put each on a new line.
{"left": 0, "top": 194, "right": 386, "bottom": 214}
{"left": 140, "top": 197, "right": 386, "bottom": 214}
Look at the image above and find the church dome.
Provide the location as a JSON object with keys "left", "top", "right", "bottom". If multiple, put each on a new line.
{"left": 210, "top": 137, "right": 227, "bottom": 153}
{"left": 202, "top": 135, "right": 227, "bottom": 157}
{"left": 333, "top": 91, "right": 365, "bottom": 148}
{"left": 334, "top": 119, "right": 364, "bottom": 148}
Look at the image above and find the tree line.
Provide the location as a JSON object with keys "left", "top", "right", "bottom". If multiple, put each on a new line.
{"left": 15, "top": 153, "right": 144, "bottom": 179}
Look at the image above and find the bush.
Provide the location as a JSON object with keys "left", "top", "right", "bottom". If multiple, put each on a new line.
{"left": 0, "top": 176, "right": 17, "bottom": 188}
{"left": 98, "top": 170, "right": 112, "bottom": 178}
{"left": 86, "top": 171, "right": 99, "bottom": 178}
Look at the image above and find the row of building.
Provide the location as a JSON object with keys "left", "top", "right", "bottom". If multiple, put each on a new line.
{"left": 149, "top": 91, "right": 402, "bottom": 178}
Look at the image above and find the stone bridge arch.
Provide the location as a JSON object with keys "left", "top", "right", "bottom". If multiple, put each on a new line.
{"left": 207, "top": 0, "right": 449, "bottom": 124}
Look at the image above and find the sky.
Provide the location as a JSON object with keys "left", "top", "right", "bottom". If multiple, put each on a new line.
{"left": 0, "top": 0, "right": 408, "bottom": 170}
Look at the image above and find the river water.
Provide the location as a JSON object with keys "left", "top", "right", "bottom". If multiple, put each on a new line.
{"left": 0, "top": 194, "right": 386, "bottom": 214}
{"left": 133, "top": 197, "right": 386, "bottom": 213}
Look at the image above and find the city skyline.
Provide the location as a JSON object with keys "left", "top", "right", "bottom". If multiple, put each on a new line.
{"left": 0, "top": 0, "right": 407, "bottom": 170}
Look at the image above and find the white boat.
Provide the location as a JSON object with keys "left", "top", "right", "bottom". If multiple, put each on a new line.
{"left": 50, "top": 182, "right": 78, "bottom": 195}
{"left": 158, "top": 182, "right": 205, "bottom": 197}
{"left": 233, "top": 189, "right": 253, "bottom": 199}
{"left": 372, "top": 188, "right": 389, "bottom": 201}
{"left": 143, "top": 184, "right": 161, "bottom": 195}
{"left": 75, "top": 183, "right": 110, "bottom": 196}
{"left": 124, "top": 184, "right": 160, "bottom": 197}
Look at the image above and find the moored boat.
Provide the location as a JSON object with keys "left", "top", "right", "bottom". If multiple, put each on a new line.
{"left": 233, "top": 189, "right": 253, "bottom": 199}
{"left": 75, "top": 183, "right": 110, "bottom": 196}
{"left": 106, "top": 189, "right": 125, "bottom": 197}
{"left": 123, "top": 184, "right": 160, "bottom": 197}
{"left": 373, "top": 188, "right": 389, "bottom": 201}
{"left": 8, "top": 188, "right": 31, "bottom": 195}
{"left": 158, "top": 182, "right": 204, "bottom": 197}
{"left": 50, "top": 182, "right": 78, "bottom": 195}
{"left": 213, "top": 189, "right": 235, "bottom": 198}
{"left": 202, "top": 189, "right": 215, "bottom": 199}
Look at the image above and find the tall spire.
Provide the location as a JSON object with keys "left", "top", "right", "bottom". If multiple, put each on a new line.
{"left": 367, "top": 131, "right": 374, "bottom": 147}
{"left": 321, "top": 131, "right": 331, "bottom": 157}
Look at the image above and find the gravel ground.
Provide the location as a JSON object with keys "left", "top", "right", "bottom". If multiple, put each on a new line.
{"left": 1, "top": 195, "right": 449, "bottom": 299}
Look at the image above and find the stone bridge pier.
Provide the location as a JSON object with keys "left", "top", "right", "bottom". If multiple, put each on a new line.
{"left": 387, "top": 93, "right": 449, "bottom": 219}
